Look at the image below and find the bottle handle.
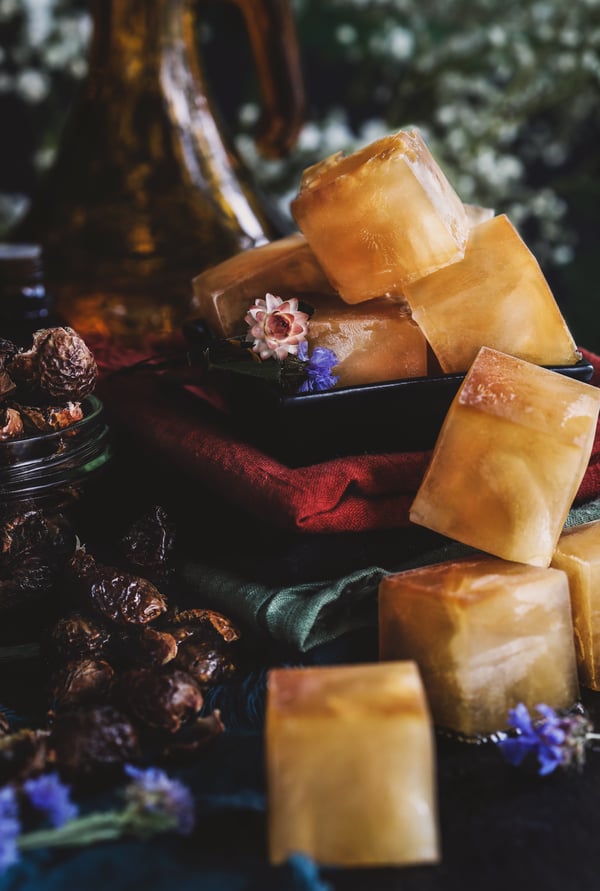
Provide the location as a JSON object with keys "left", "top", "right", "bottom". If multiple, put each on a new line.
{"left": 231, "top": 0, "right": 306, "bottom": 158}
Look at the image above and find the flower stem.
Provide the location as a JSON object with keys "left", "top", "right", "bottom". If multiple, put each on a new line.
{"left": 18, "top": 811, "right": 127, "bottom": 851}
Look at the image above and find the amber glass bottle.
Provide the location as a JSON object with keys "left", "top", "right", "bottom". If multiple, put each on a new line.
{"left": 14, "top": 0, "right": 304, "bottom": 348}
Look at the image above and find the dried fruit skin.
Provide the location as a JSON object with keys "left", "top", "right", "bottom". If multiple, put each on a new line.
{"left": 116, "top": 667, "right": 203, "bottom": 733}
{"left": 0, "top": 711, "right": 10, "bottom": 737}
{"left": 50, "top": 705, "right": 140, "bottom": 787}
{"left": 0, "top": 340, "right": 17, "bottom": 400}
{"left": 121, "top": 626, "right": 179, "bottom": 667}
{"left": 0, "top": 511, "right": 77, "bottom": 616}
{"left": 46, "top": 612, "right": 113, "bottom": 663}
{"left": 162, "top": 710, "right": 225, "bottom": 759}
{"left": 174, "top": 637, "right": 238, "bottom": 687}
{"left": 0, "top": 510, "right": 76, "bottom": 567}
{"left": 7, "top": 327, "right": 98, "bottom": 402}
{"left": 67, "top": 549, "right": 168, "bottom": 626}
{"left": 0, "top": 407, "right": 23, "bottom": 440}
{"left": 17, "top": 401, "right": 83, "bottom": 434}
{"left": 0, "top": 729, "right": 49, "bottom": 784}
{"left": 0, "top": 368, "right": 15, "bottom": 400}
{"left": 121, "top": 505, "right": 176, "bottom": 570}
{"left": 49, "top": 658, "right": 115, "bottom": 710}
{"left": 0, "top": 556, "right": 57, "bottom": 616}
{"left": 166, "top": 607, "right": 242, "bottom": 643}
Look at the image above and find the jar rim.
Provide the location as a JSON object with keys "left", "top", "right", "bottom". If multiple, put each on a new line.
{"left": 0, "top": 394, "right": 113, "bottom": 497}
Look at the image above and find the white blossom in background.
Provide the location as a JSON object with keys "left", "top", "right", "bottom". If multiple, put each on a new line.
{"left": 234, "top": 0, "right": 600, "bottom": 268}
{"left": 1, "top": 0, "right": 599, "bottom": 275}
{"left": 0, "top": 0, "right": 91, "bottom": 233}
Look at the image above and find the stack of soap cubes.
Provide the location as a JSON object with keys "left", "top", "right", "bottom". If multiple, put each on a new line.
{"left": 196, "top": 127, "right": 600, "bottom": 868}
{"left": 288, "top": 127, "right": 599, "bottom": 736}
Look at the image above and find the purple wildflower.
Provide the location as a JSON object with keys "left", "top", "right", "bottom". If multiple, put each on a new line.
{"left": 23, "top": 773, "right": 78, "bottom": 828}
{"left": 498, "top": 703, "right": 592, "bottom": 775}
{"left": 297, "top": 341, "right": 339, "bottom": 393}
{"left": 0, "top": 786, "right": 21, "bottom": 872}
{"left": 124, "top": 765, "right": 195, "bottom": 836}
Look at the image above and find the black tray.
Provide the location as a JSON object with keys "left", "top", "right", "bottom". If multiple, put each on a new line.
{"left": 211, "top": 359, "right": 595, "bottom": 467}
{"left": 182, "top": 317, "right": 595, "bottom": 466}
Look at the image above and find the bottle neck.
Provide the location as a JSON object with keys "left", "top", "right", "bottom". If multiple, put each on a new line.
{"left": 88, "top": 0, "right": 191, "bottom": 85}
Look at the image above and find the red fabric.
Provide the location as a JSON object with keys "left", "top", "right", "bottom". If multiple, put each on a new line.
{"left": 97, "top": 345, "right": 600, "bottom": 536}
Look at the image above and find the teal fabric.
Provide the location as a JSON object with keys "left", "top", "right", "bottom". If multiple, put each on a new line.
{"left": 181, "top": 498, "right": 600, "bottom": 653}
{"left": 0, "top": 734, "right": 331, "bottom": 891}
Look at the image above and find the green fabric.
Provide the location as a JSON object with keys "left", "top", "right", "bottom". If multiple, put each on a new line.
{"left": 181, "top": 498, "right": 600, "bottom": 654}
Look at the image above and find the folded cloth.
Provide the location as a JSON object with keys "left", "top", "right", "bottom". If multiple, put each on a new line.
{"left": 180, "top": 497, "right": 600, "bottom": 655}
{"left": 97, "top": 347, "right": 600, "bottom": 536}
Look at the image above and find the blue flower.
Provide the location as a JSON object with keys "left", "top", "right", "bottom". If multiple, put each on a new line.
{"left": 124, "top": 765, "right": 195, "bottom": 836}
{"left": 297, "top": 341, "right": 339, "bottom": 393}
{"left": 286, "top": 852, "right": 332, "bottom": 890}
{"left": 0, "top": 786, "right": 21, "bottom": 872}
{"left": 23, "top": 773, "right": 78, "bottom": 828}
{"left": 498, "top": 703, "right": 592, "bottom": 776}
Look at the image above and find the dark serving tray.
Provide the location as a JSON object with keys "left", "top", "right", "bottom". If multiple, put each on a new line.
{"left": 210, "top": 359, "right": 595, "bottom": 467}
{"left": 182, "top": 317, "right": 595, "bottom": 466}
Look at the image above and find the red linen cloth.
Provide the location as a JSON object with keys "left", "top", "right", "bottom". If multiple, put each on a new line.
{"left": 97, "top": 346, "right": 600, "bottom": 536}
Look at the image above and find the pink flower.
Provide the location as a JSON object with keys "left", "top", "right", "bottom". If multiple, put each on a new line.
{"left": 245, "top": 294, "right": 309, "bottom": 360}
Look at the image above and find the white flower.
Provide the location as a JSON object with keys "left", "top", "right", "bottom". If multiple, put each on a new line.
{"left": 245, "top": 294, "right": 309, "bottom": 361}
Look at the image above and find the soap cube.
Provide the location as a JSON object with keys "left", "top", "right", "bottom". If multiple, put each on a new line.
{"left": 552, "top": 519, "right": 600, "bottom": 690}
{"left": 379, "top": 556, "right": 579, "bottom": 738}
{"left": 308, "top": 296, "right": 427, "bottom": 386}
{"left": 265, "top": 661, "right": 439, "bottom": 867}
{"left": 190, "top": 232, "right": 335, "bottom": 337}
{"left": 410, "top": 347, "right": 600, "bottom": 566}
{"left": 463, "top": 203, "right": 494, "bottom": 226}
{"left": 290, "top": 128, "right": 470, "bottom": 304}
{"left": 404, "top": 214, "right": 580, "bottom": 372}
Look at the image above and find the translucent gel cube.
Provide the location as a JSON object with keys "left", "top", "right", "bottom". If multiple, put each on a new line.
{"left": 463, "top": 203, "right": 494, "bottom": 226}
{"left": 290, "top": 128, "right": 470, "bottom": 304}
{"left": 307, "top": 296, "right": 427, "bottom": 386}
{"left": 404, "top": 214, "right": 580, "bottom": 372}
{"left": 410, "top": 347, "right": 600, "bottom": 567}
{"left": 379, "top": 556, "right": 579, "bottom": 737}
{"left": 552, "top": 519, "right": 600, "bottom": 690}
{"left": 190, "top": 232, "right": 335, "bottom": 337}
{"left": 265, "top": 661, "right": 440, "bottom": 867}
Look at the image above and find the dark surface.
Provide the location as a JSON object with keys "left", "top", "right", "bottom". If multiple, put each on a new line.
{"left": 2, "top": 644, "right": 600, "bottom": 891}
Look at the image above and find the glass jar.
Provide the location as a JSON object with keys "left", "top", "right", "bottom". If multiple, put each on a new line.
{"left": 0, "top": 243, "right": 64, "bottom": 348}
{"left": 0, "top": 394, "right": 113, "bottom": 516}
{"left": 0, "top": 394, "right": 113, "bottom": 648}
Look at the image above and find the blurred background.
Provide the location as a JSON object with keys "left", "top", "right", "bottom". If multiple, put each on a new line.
{"left": 0, "top": 0, "right": 599, "bottom": 351}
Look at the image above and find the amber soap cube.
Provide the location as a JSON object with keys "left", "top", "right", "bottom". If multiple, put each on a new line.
{"left": 308, "top": 296, "right": 427, "bottom": 386}
{"left": 552, "top": 519, "right": 600, "bottom": 690}
{"left": 404, "top": 214, "right": 580, "bottom": 372}
{"left": 410, "top": 347, "right": 600, "bottom": 567}
{"left": 265, "top": 661, "right": 439, "bottom": 867}
{"left": 290, "top": 128, "right": 470, "bottom": 304}
{"left": 190, "top": 232, "right": 335, "bottom": 337}
{"left": 379, "top": 556, "right": 579, "bottom": 738}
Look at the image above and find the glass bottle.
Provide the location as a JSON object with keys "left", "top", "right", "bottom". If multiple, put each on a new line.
{"left": 13, "top": 0, "right": 305, "bottom": 349}
{"left": 0, "top": 243, "right": 64, "bottom": 347}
